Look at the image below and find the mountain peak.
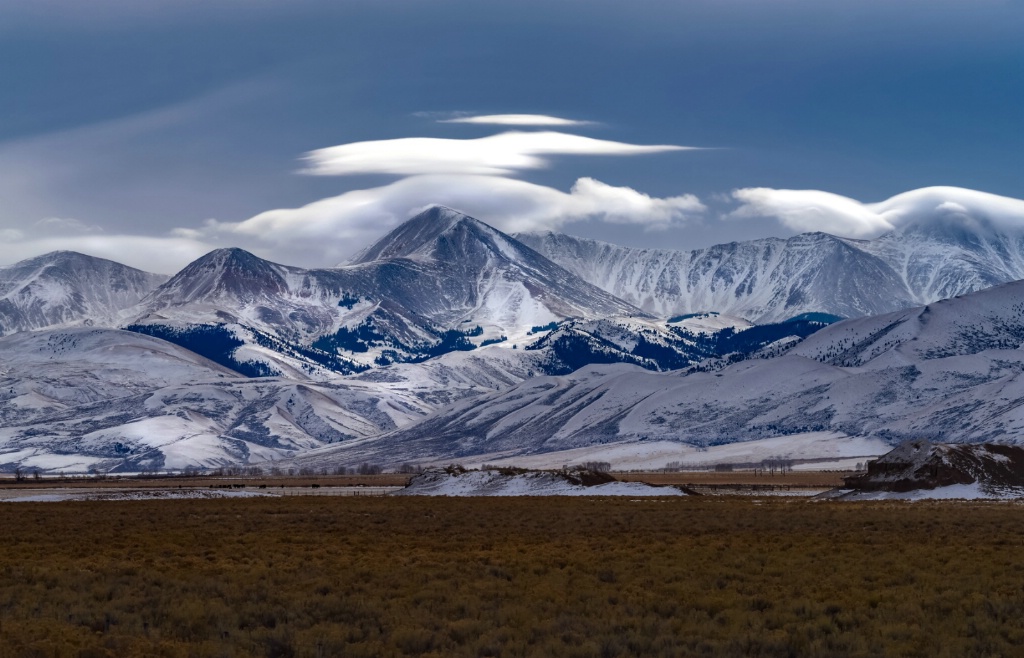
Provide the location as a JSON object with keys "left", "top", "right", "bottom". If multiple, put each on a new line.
{"left": 1, "top": 250, "right": 165, "bottom": 295}
{"left": 0, "top": 251, "right": 167, "bottom": 336}
{"left": 195, "top": 246, "right": 263, "bottom": 262}
{"left": 154, "top": 247, "right": 289, "bottom": 303}
{"left": 180, "top": 248, "right": 296, "bottom": 277}
{"left": 8, "top": 250, "right": 124, "bottom": 271}
{"left": 350, "top": 205, "right": 489, "bottom": 264}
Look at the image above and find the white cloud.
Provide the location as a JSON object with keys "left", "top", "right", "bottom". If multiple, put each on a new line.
{"left": 728, "top": 188, "right": 893, "bottom": 237}
{"left": 439, "top": 114, "right": 596, "bottom": 127}
{"left": 201, "top": 174, "right": 705, "bottom": 264}
{"left": 302, "top": 131, "right": 694, "bottom": 177}
{"left": 0, "top": 119, "right": 705, "bottom": 271}
{"left": 7, "top": 183, "right": 1023, "bottom": 275}
{"left": 564, "top": 178, "right": 705, "bottom": 228}
{"left": 34, "top": 217, "right": 103, "bottom": 235}
{"left": 0, "top": 234, "right": 217, "bottom": 274}
{"left": 728, "top": 186, "right": 1024, "bottom": 238}
{"left": 935, "top": 201, "right": 968, "bottom": 214}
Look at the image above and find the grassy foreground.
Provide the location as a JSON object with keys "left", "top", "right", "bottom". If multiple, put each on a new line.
{"left": 1, "top": 497, "right": 1023, "bottom": 657}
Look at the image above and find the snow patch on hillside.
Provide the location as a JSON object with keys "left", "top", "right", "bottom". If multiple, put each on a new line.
{"left": 463, "top": 433, "right": 889, "bottom": 471}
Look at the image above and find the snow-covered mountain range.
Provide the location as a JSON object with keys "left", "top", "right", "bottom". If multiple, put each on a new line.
{"left": 306, "top": 277, "right": 1024, "bottom": 468}
{"left": 516, "top": 189, "right": 1024, "bottom": 322}
{"left": 127, "top": 206, "right": 648, "bottom": 376}
{"left": 5, "top": 199, "right": 1024, "bottom": 473}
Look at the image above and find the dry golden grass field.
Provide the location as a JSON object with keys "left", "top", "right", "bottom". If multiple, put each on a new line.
{"left": 2, "top": 496, "right": 1023, "bottom": 657}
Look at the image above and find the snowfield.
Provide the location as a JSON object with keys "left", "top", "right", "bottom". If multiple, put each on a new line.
{"left": 0, "top": 488, "right": 272, "bottom": 503}
{"left": 395, "top": 469, "right": 688, "bottom": 497}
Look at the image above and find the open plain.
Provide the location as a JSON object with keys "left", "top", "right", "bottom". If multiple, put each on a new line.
{"left": 2, "top": 492, "right": 1024, "bottom": 657}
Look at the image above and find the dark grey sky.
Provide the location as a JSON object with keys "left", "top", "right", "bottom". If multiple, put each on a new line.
{"left": 0, "top": 0, "right": 1021, "bottom": 271}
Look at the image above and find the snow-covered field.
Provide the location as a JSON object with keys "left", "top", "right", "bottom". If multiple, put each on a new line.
{"left": 0, "top": 487, "right": 272, "bottom": 503}
{"left": 396, "top": 470, "right": 688, "bottom": 497}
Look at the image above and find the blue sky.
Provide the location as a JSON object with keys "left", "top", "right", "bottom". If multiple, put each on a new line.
{"left": 0, "top": 0, "right": 1021, "bottom": 271}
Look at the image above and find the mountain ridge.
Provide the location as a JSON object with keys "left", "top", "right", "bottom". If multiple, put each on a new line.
{"left": 127, "top": 207, "right": 650, "bottom": 376}
{"left": 296, "top": 277, "right": 1024, "bottom": 468}
{"left": 516, "top": 193, "right": 1024, "bottom": 322}
{"left": 6, "top": 202, "right": 1024, "bottom": 472}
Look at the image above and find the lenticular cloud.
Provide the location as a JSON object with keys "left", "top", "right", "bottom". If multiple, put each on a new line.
{"left": 439, "top": 114, "right": 596, "bottom": 127}
{"left": 302, "top": 131, "right": 693, "bottom": 177}
{"left": 729, "top": 186, "right": 1024, "bottom": 238}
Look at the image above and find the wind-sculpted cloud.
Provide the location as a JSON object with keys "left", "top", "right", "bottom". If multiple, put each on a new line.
{"left": 728, "top": 188, "right": 893, "bottom": 237}
{"left": 202, "top": 174, "right": 705, "bottom": 264}
{"left": 439, "top": 114, "right": 596, "bottom": 127}
{"left": 302, "top": 131, "right": 694, "bottom": 177}
{"left": 729, "top": 186, "right": 1024, "bottom": 238}
{"left": 6, "top": 184, "right": 1023, "bottom": 274}
{"left": 0, "top": 118, "right": 710, "bottom": 271}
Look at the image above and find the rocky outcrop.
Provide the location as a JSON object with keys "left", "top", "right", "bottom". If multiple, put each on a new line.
{"left": 843, "top": 440, "right": 1024, "bottom": 493}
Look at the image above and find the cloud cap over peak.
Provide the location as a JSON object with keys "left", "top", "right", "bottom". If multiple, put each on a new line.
{"left": 302, "top": 131, "right": 696, "bottom": 177}
{"left": 729, "top": 186, "right": 1024, "bottom": 239}
{"left": 200, "top": 174, "right": 705, "bottom": 265}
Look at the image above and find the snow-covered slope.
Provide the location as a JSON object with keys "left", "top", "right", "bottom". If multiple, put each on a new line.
{"left": 517, "top": 189, "right": 1024, "bottom": 322}
{"left": 0, "top": 251, "right": 167, "bottom": 336}
{"left": 457, "top": 433, "right": 889, "bottom": 472}
{"left": 788, "top": 277, "right": 1024, "bottom": 366}
{"left": 0, "top": 309, "right": 842, "bottom": 473}
{"left": 9, "top": 200, "right": 1024, "bottom": 473}
{"left": 297, "top": 279, "right": 1024, "bottom": 467}
{"left": 522, "top": 313, "right": 830, "bottom": 374}
{"left": 347, "top": 205, "right": 648, "bottom": 332}
{"left": 516, "top": 231, "right": 907, "bottom": 322}
{"left": 0, "top": 328, "right": 439, "bottom": 473}
{"left": 0, "top": 327, "right": 576, "bottom": 473}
